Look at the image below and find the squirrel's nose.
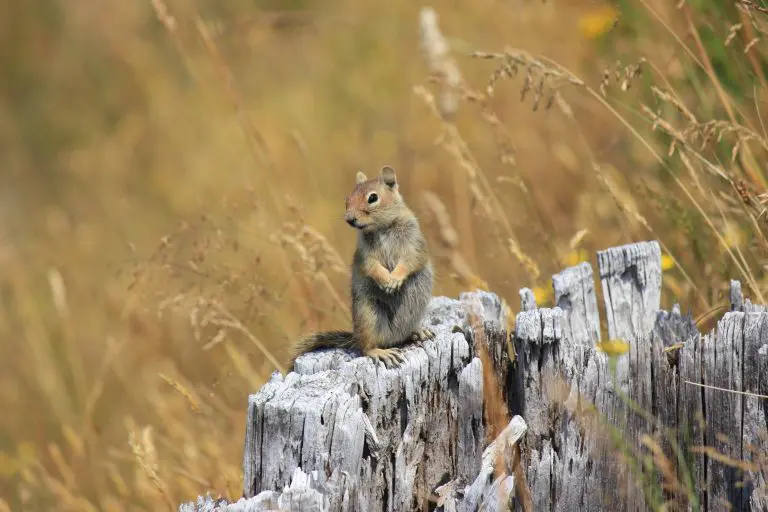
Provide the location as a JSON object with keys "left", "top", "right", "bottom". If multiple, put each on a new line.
{"left": 345, "top": 213, "right": 357, "bottom": 227}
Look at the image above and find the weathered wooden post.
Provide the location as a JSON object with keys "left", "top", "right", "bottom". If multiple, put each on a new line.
{"left": 180, "top": 240, "right": 768, "bottom": 511}
{"left": 515, "top": 241, "right": 767, "bottom": 511}
{"left": 181, "top": 292, "right": 523, "bottom": 511}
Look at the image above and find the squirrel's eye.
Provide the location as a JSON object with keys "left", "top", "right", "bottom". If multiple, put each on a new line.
{"left": 367, "top": 193, "right": 378, "bottom": 204}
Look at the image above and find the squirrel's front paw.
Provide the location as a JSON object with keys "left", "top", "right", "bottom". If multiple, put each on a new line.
{"left": 380, "top": 275, "right": 404, "bottom": 294}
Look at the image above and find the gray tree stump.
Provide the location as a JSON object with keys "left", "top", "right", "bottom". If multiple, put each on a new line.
{"left": 516, "top": 241, "right": 768, "bottom": 511}
{"left": 180, "top": 240, "right": 768, "bottom": 511}
{"left": 182, "top": 291, "right": 512, "bottom": 512}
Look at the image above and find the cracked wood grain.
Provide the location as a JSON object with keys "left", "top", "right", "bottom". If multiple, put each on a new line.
{"left": 181, "top": 241, "right": 768, "bottom": 511}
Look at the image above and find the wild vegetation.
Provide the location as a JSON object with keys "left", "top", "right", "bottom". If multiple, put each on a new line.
{"left": 2, "top": 0, "right": 768, "bottom": 510}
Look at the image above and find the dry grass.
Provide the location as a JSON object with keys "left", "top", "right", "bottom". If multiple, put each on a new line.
{"left": 2, "top": 0, "right": 768, "bottom": 510}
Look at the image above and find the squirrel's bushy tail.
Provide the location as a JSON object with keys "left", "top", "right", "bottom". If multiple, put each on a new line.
{"left": 289, "top": 330, "right": 358, "bottom": 367}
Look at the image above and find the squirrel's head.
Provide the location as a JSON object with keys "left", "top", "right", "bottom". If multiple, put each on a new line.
{"left": 344, "top": 166, "right": 405, "bottom": 233}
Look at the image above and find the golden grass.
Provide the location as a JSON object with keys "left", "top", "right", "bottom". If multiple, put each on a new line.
{"left": 2, "top": 0, "right": 768, "bottom": 510}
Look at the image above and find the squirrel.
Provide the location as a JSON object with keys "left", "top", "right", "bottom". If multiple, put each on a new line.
{"left": 289, "top": 165, "right": 435, "bottom": 369}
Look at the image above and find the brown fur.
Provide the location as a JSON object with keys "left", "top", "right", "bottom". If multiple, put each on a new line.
{"left": 289, "top": 166, "right": 435, "bottom": 369}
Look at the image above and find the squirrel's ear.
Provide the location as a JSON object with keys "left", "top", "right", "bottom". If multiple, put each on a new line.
{"left": 355, "top": 171, "right": 368, "bottom": 185}
{"left": 380, "top": 166, "right": 397, "bottom": 188}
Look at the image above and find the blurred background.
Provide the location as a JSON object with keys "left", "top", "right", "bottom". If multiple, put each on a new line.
{"left": 2, "top": 0, "right": 767, "bottom": 509}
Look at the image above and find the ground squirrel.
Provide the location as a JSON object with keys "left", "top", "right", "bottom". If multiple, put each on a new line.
{"left": 289, "top": 165, "right": 435, "bottom": 369}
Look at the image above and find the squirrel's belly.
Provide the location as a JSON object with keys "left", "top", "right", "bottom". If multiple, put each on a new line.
{"left": 379, "top": 270, "right": 433, "bottom": 345}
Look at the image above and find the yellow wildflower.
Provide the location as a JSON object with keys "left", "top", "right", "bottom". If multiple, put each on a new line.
{"left": 532, "top": 284, "right": 554, "bottom": 306}
{"left": 596, "top": 338, "right": 630, "bottom": 357}
{"left": 578, "top": 5, "right": 618, "bottom": 40}
{"left": 661, "top": 253, "right": 675, "bottom": 271}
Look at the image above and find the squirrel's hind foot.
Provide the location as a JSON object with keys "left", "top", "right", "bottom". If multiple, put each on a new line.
{"left": 410, "top": 328, "right": 435, "bottom": 347}
{"left": 366, "top": 347, "right": 406, "bottom": 369}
